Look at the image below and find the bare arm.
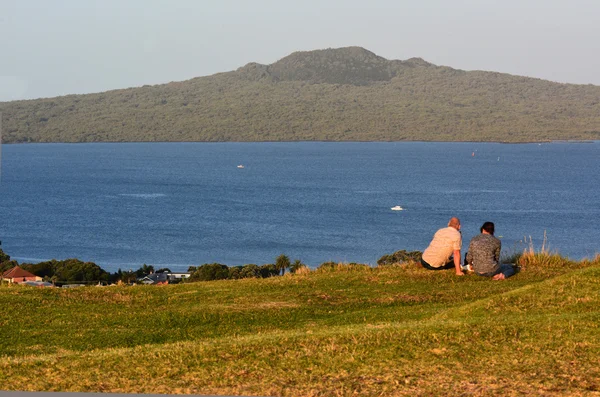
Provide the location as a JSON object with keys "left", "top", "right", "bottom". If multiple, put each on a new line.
{"left": 454, "top": 249, "right": 464, "bottom": 275}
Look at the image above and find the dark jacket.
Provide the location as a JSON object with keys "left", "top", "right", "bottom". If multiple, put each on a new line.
{"left": 466, "top": 234, "right": 501, "bottom": 275}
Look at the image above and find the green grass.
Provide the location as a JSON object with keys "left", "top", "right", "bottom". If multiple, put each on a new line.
{"left": 1, "top": 255, "right": 599, "bottom": 396}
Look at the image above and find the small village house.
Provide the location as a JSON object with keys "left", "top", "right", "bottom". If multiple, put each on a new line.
{"left": 2, "top": 266, "right": 43, "bottom": 284}
{"left": 137, "top": 272, "right": 190, "bottom": 285}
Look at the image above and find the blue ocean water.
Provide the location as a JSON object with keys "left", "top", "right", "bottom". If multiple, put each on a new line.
{"left": 0, "top": 142, "right": 598, "bottom": 273}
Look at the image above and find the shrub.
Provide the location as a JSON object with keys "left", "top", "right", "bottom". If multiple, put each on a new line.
{"left": 316, "top": 262, "right": 371, "bottom": 273}
{"left": 228, "top": 266, "right": 243, "bottom": 280}
{"left": 259, "top": 264, "right": 279, "bottom": 278}
{"left": 290, "top": 259, "right": 307, "bottom": 274}
{"left": 317, "top": 261, "right": 337, "bottom": 271}
{"left": 500, "top": 251, "right": 522, "bottom": 265}
{"left": 517, "top": 252, "right": 578, "bottom": 269}
{"left": 240, "top": 264, "right": 260, "bottom": 279}
{"left": 190, "top": 263, "right": 229, "bottom": 281}
{"left": 377, "top": 250, "right": 422, "bottom": 266}
{"left": 293, "top": 265, "right": 311, "bottom": 275}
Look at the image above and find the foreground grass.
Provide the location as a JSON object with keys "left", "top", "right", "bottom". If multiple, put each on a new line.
{"left": 1, "top": 256, "right": 599, "bottom": 396}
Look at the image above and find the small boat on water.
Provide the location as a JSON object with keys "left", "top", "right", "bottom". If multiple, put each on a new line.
{"left": 237, "top": 165, "right": 245, "bottom": 169}
{"left": 391, "top": 205, "right": 404, "bottom": 211}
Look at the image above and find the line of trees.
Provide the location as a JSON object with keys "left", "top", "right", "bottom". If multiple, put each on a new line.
{"left": 377, "top": 250, "right": 422, "bottom": 266}
{"left": 187, "top": 254, "right": 306, "bottom": 282}
{"left": 0, "top": 249, "right": 172, "bottom": 285}
{"left": 0, "top": 249, "right": 309, "bottom": 285}
{"left": 1, "top": 248, "right": 422, "bottom": 285}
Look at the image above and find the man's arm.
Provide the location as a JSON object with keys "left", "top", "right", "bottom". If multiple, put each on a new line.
{"left": 454, "top": 249, "right": 464, "bottom": 275}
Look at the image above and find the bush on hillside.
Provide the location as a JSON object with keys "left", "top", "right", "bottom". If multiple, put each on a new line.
{"left": 228, "top": 266, "right": 243, "bottom": 280}
{"left": 290, "top": 259, "right": 307, "bottom": 273}
{"left": 259, "top": 264, "right": 279, "bottom": 278}
{"left": 316, "top": 261, "right": 371, "bottom": 273}
{"left": 317, "top": 261, "right": 337, "bottom": 271}
{"left": 189, "top": 263, "right": 229, "bottom": 281}
{"left": 377, "top": 250, "right": 422, "bottom": 266}
{"left": 239, "top": 264, "right": 261, "bottom": 279}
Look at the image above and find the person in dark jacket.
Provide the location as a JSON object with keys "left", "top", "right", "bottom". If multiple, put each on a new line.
{"left": 466, "top": 222, "right": 515, "bottom": 280}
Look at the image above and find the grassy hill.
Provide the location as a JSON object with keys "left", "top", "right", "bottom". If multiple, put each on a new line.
{"left": 1, "top": 252, "right": 599, "bottom": 396}
{"left": 2, "top": 47, "right": 600, "bottom": 143}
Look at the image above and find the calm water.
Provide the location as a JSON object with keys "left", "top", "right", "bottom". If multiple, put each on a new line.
{"left": 0, "top": 142, "right": 598, "bottom": 273}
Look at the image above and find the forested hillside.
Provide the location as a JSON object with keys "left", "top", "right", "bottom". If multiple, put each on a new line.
{"left": 2, "top": 47, "right": 600, "bottom": 143}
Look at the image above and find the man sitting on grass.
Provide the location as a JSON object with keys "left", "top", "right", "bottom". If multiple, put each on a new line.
{"left": 466, "top": 221, "right": 515, "bottom": 280}
{"left": 421, "top": 217, "right": 464, "bottom": 276}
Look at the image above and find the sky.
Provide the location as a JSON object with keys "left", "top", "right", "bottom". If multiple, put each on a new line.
{"left": 1, "top": 0, "right": 599, "bottom": 101}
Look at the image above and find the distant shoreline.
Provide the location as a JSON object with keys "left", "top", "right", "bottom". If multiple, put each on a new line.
{"left": 2, "top": 139, "right": 597, "bottom": 145}
{"left": 3, "top": 47, "right": 599, "bottom": 144}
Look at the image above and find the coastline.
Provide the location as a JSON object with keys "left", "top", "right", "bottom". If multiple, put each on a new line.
{"left": 2, "top": 139, "right": 598, "bottom": 145}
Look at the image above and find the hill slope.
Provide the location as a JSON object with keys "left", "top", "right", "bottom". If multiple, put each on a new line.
{"left": 1, "top": 259, "right": 599, "bottom": 395}
{"left": 2, "top": 46, "right": 600, "bottom": 143}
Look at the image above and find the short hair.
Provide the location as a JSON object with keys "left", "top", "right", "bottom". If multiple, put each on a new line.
{"left": 480, "top": 222, "right": 495, "bottom": 235}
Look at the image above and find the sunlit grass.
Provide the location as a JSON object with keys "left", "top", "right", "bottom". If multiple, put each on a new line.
{"left": 1, "top": 252, "right": 599, "bottom": 396}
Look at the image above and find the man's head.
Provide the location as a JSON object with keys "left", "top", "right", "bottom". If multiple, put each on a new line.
{"left": 448, "top": 217, "right": 461, "bottom": 230}
{"left": 480, "top": 221, "right": 495, "bottom": 235}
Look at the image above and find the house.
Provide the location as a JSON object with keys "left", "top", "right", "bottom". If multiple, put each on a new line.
{"left": 21, "top": 280, "right": 54, "bottom": 287}
{"left": 167, "top": 272, "right": 191, "bottom": 281}
{"left": 62, "top": 284, "right": 86, "bottom": 288}
{"left": 138, "top": 272, "right": 169, "bottom": 285}
{"left": 137, "top": 272, "right": 191, "bottom": 285}
{"left": 2, "top": 266, "right": 43, "bottom": 284}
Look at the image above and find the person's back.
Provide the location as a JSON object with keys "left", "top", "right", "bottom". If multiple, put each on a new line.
{"left": 466, "top": 221, "right": 514, "bottom": 280}
{"left": 467, "top": 233, "right": 501, "bottom": 275}
{"left": 421, "top": 217, "right": 463, "bottom": 275}
{"left": 422, "top": 226, "right": 462, "bottom": 267}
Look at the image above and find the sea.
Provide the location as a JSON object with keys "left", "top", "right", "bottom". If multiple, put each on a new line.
{"left": 0, "top": 142, "right": 598, "bottom": 273}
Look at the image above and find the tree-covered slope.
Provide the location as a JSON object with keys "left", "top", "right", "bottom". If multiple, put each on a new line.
{"left": 2, "top": 47, "right": 600, "bottom": 143}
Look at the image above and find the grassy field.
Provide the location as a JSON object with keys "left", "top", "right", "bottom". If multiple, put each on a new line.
{"left": 1, "top": 254, "right": 599, "bottom": 396}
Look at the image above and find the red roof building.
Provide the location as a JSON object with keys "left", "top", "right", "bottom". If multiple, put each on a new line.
{"left": 2, "top": 266, "right": 42, "bottom": 284}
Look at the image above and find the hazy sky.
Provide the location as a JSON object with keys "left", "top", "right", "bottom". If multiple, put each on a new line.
{"left": 1, "top": 0, "right": 599, "bottom": 101}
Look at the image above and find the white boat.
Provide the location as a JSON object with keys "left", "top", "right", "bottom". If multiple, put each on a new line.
{"left": 391, "top": 205, "right": 403, "bottom": 211}
{"left": 237, "top": 165, "right": 245, "bottom": 169}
